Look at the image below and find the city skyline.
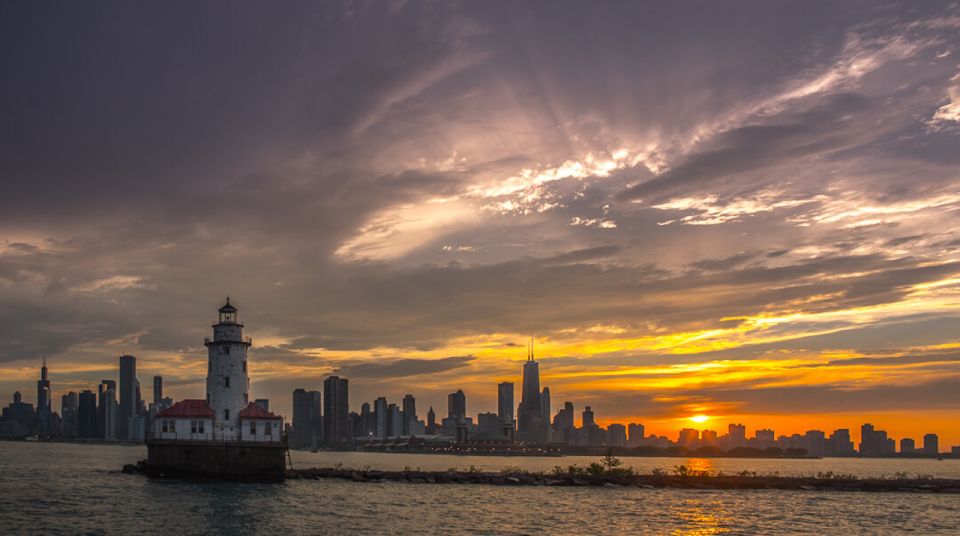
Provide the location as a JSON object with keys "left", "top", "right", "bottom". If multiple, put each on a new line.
{"left": 3, "top": 344, "right": 955, "bottom": 452}
{"left": 1, "top": 2, "right": 960, "bottom": 449}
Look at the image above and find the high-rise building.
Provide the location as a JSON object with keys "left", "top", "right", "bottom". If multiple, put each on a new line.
{"left": 254, "top": 399, "right": 269, "bottom": 412}
{"left": 388, "top": 403, "right": 401, "bottom": 437}
{"left": 497, "top": 382, "right": 514, "bottom": 426}
{"left": 607, "top": 423, "right": 627, "bottom": 447}
{"left": 701, "top": 429, "right": 718, "bottom": 447}
{"left": 827, "top": 428, "right": 855, "bottom": 456}
{"left": 447, "top": 390, "right": 466, "bottom": 420}
{"left": 858, "top": 423, "right": 895, "bottom": 456}
{"left": 923, "top": 433, "right": 939, "bottom": 456}
{"left": 77, "top": 390, "right": 98, "bottom": 438}
{"left": 98, "top": 380, "right": 117, "bottom": 440}
{"left": 426, "top": 406, "right": 437, "bottom": 435}
{"left": 678, "top": 428, "right": 699, "bottom": 449}
{"left": 518, "top": 339, "right": 548, "bottom": 443}
{"left": 153, "top": 375, "right": 163, "bottom": 408}
{"left": 627, "top": 423, "right": 645, "bottom": 447}
{"left": 582, "top": 406, "right": 595, "bottom": 428}
{"left": 803, "top": 430, "right": 827, "bottom": 457}
{"left": 374, "top": 397, "right": 388, "bottom": 438}
{"left": 728, "top": 423, "right": 746, "bottom": 448}
{"left": 292, "top": 388, "right": 322, "bottom": 448}
{"left": 118, "top": 355, "right": 137, "bottom": 440}
{"left": 554, "top": 402, "right": 575, "bottom": 443}
{"left": 900, "top": 437, "right": 915, "bottom": 454}
{"left": 60, "top": 392, "right": 78, "bottom": 438}
{"left": 36, "top": 358, "right": 51, "bottom": 438}
{"left": 401, "top": 394, "right": 416, "bottom": 436}
{"left": 323, "top": 376, "right": 349, "bottom": 445}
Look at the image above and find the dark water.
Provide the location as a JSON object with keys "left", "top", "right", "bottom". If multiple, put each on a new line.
{"left": 2, "top": 442, "right": 959, "bottom": 535}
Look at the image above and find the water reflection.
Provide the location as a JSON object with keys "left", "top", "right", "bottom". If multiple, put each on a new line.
{"left": 671, "top": 495, "right": 734, "bottom": 535}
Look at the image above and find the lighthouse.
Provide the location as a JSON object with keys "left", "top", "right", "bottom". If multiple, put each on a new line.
{"left": 204, "top": 298, "right": 251, "bottom": 440}
{"left": 148, "top": 298, "right": 286, "bottom": 480}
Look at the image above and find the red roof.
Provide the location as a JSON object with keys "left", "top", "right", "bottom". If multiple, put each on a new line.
{"left": 238, "top": 402, "right": 280, "bottom": 420}
{"left": 158, "top": 399, "right": 214, "bottom": 418}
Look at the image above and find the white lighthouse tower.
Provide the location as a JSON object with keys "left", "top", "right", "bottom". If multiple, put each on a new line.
{"left": 205, "top": 298, "right": 251, "bottom": 440}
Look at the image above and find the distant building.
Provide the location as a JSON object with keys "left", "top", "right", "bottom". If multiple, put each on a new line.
{"left": 426, "top": 406, "right": 437, "bottom": 435}
{"left": 582, "top": 406, "right": 595, "bottom": 428}
{"left": 254, "top": 399, "right": 269, "bottom": 412}
{"left": 678, "top": 428, "right": 699, "bottom": 449}
{"left": 607, "top": 423, "right": 627, "bottom": 447}
{"left": 447, "top": 390, "right": 466, "bottom": 420}
{"left": 900, "top": 438, "right": 915, "bottom": 454}
{"left": 727, "top": 423, "right": 746, "bottom": 449}
{"left": 477, "top": 412, "right": 502, "bottom": 436}
{"left": 60, "top": 392, "right": 78, "bottom": 438}
{"left": 827, "top": 429, "right": 855, "bottom": 456}
{"left": 401, "top": 394, "right": 416, "bottom": 436}
{"left": 77, "top": 390, "right": 98, "bottom": 438}
{"left": 497, "top": 382, "right": 514, "bottom": 428}
{"left": 923, "top": 433, "right": 939, "bottom": 456}
{"left": 98, "top": 380, "right": 118, "bottom": 440}
{"left": 701, "top": 429, "right": 718, "bottom": 447}
{"left": 374, "top": 397, "right": 388, "bottom": 438}
{"left": 517, "top": 339, "right": 549, "bottom": 443}
{"left": 323, "top": 376, "right": 349, "bottom": 445}
{"left": 859, "top": 423, "right": 895, "bottom": 456}
{"left": 292, "top": 388, "right": 322, "bottom": 448}
{"left": 118, "top": 355, "right": 137, "bottom": 440}
{"left": 804, "top": 430, "right": 826, "bottom": 457}
{"left": 554, "top": 402, "right": 575, "bottom": 443}
{"left": 1, "top": 391, "right": 35, "bottom": 438}
{"left": 36, "top": 359, "right": 52, "bottom": 438}
{"left": 627, "top": 423, "right": 645, "bottom": 447}
{"left": 153, "top": 375, "right": 163, "bottom": 409}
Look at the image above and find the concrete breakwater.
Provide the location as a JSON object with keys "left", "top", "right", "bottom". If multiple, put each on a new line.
{"left": 285, "top": 467, "right": 960, "bottom": 493}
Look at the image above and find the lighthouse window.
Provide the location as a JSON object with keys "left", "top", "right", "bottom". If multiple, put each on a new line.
{"left": 224, "top": 409, "right": 230, "bottom": 420}
{"left": 243, "top": 361, "right": 247, "bottom": 372}
{"left": 191, "top": 420, "right": 197, "bottom": 434}
{"left": 265, "top": 423, "right": 272, "bottom": 436}
{"left": 198, "top": 421, "right": 205, "bottom": 434}
{"left": 224, "top": 376, "right": 230, "bottom": 388}
{"left": 250, "top": 422, "right": 256, "bottom": 435}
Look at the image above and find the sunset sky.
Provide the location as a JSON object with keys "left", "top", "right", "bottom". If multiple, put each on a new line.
{"left": 1, "top": 2, "right": 959, "bottom": 446}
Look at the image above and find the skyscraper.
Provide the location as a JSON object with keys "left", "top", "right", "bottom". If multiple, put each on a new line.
{"left": 628, "top": 423, "right": 645, "bottom": 447}
{"left": 60, "top": 392, "right": 78, "bottom": 438}
{"left": 447, "top": 389, "right": 466, "bottom": 420}
{"left": 292, "top": 388, "right": 322, "bottom": 448}
{"left": 118, "top": 355, "right": 136, "bottom": 440}
{"left": 923, "top": 433, "right": 939, "bottom": 456}
{"left": 77, "top": 390, "right": 98, "bottom": 438}
{"left": 36, "top": 358, "right": 51, "bottom": 438}
{"left": 98, "top": 380, "right": 117, "bottom": 440}
{"left": 401, "top": 394, "right": 416, "bottom": 436}
{"left": 582, "top": 406, "right": 595, "bottom": 428}
{"left": 153, "top": 375, "right": 163, "bottom": 408}
{"left": 374, "top": 397, "right": 388, "bottom": 438}
{"left": 497, "top": 382, "right": 514, "bottom": 425}
{"left": 518, "top": 338, "right": 548, "bottom": 443}
{"left": 323, "top": 376, "right": 349, "bottom": 445}
{"left": 426, "top": 406, "right": 436, "bottom": 434}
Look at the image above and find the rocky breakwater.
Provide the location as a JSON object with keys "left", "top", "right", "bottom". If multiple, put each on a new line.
{"left": 285, "top": 467, "right": 960, "bottom": 493}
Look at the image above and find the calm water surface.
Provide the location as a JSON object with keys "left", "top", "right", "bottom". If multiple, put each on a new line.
{"left": 1, "top": 441, "right": 958, "bottom": 535}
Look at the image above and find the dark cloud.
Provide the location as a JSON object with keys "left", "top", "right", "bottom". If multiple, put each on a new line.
{"left": 333, "top": 356, "right": 476, "bottom": 379}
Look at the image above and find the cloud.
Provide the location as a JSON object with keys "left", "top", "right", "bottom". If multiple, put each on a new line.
{"left": 333, "top": 355, "right": 476, "bottom": 379}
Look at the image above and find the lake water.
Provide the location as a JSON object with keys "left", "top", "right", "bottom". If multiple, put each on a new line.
{"left": 1, "top": 441, "right": 959, "bottom": 535}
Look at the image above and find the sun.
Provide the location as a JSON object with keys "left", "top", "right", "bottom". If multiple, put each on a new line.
{"left": 689, "top": 415, "right": 710, "bottom": 424}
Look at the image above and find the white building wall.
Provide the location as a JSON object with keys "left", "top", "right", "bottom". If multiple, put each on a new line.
{"left": 240, "top": 418, "right": 282, "bottom": 442}
{"left": 153, "top": 417, "right": 214, "bottom": 441}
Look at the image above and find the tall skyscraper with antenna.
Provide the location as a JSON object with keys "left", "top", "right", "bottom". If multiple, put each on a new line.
{"left": 518, "top": 337, "right": 549, "bottom": 443}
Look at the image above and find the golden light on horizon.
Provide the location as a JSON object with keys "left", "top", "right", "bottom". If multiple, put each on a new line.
{"left": 689, "top": 414, "right": 710, "bottom": 424}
